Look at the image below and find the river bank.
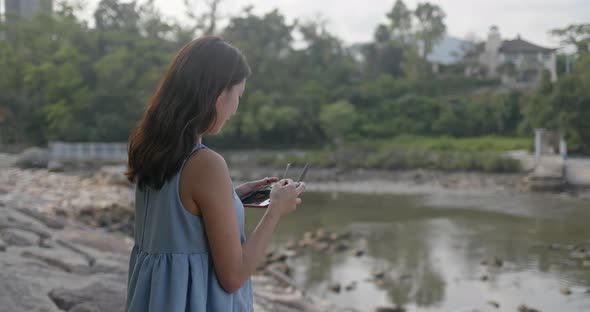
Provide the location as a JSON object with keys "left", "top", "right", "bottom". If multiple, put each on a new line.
{"left": 2, "top": 152, "right": 589, "bottom": 311}
{"left": 0, "top": 161, "right": 351, "bottom": 311}
{"left": 229, "top": 165, "right": 590, "bottom": 199}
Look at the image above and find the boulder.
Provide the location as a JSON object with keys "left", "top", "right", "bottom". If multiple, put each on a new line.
{"left": 1, "top": 228, "right": 38, "bottom": 247}
{"left": 93, "top": 166, "right": 130, "bottom": 187}
{"left": 16, "top": 148, "right": 50, "bottom": 169}
{"left": 48, "top": 283, "right": 125, "bottom": 312}
{"left": 374, "top": 307, "right": 405, "bottom": 312}
{"left": 47, "top": 160, "right": 65, "bottom": 172}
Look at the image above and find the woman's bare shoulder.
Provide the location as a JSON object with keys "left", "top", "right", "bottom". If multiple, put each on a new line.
{"left": 183, "top": 147, "right": 230, "bottom": 184}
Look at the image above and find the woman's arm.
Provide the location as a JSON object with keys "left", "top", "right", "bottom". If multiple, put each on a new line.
{"left": 183, "top": 149, "right": 301, "bottom": 293}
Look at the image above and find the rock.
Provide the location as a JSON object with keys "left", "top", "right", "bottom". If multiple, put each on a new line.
{"left": 518, "top": 304, "right": 540, "bottom": 312}
{"left": 39, "top": 239, "right": 55, "bottom": 249}
{"left": 374, "top": 279, "right": 386, "bottom": 288}
{"left": 570, "top": 250, "right": 588, "bottom": 260}
{"left": 372, "top": 271, "right": 386, "bottom": 279}
{"left": 583, "top": 260, "right": 590, "bottom": 267}
{"left": 303, "top": 231, "right": 314, "bottom": 241}
{"left": 312, "top": 242, "right": 330, "bottom": 253}
{"left": 329, "top": 233, "right": 339, "bottom": 241}
{"left": 0, "top": 153, "right": 17, "bottom": 167}
{"left": 283, "top": 249, "right": 298, "bottom": 258}
{"left": 17, "top": 207, "right": 65, "bottom": 230}
{"left": 77, "top": 203, "right": 134, "bottom": 234}
{"left": 65, "top": 231, "right": 132, "bottom": 255}
{"left": 15, "top": 147, "right": 50, "bottom": 169}
{"left": 285, "top": 240, "right": 296, "bottom": 250}
{"left": 315, "top": 228, "right": 327, "bottom": 241}
{"left": 93, "top": 166, "right": 131, "bottom": 186}
{"left": 269, "top": 262, "right": 291, "bottom": 277}
{"left": 399, "top": 274, "right": 412, "bottom": 281}
{"left": 344, "top": 281, "right": 357, "bottom": 291}
{"left": 1, "top": 229, "right": 37, "bottom": 247}
{"left": 328, "top": 283, "right": 341, "bottom": 293}
{"left": 339, "top": 231, "right": 352, "bottom": 240}
{"left": 353, "top": 249, "right": 365, "bottom": 257}
{"left": 21, "top": 251, "right": 76, "bottom": 273}
{"left": 0, "top": 167, "right": 352, "bottom": 312}
{"left": 374, "top": 307, "right": 405, "bottom": 312}
{"left": 270, "top": 249, "right": 296, "bottom": 260}
{"left": 480, "top": 275, "right": 489, "bottom": 281}
{"left": 56, "top": 239, "right": 96, "bottom": 267}
{"left": 560, "top": 287, "right": 571, "bottom": 295}
{"left": 487, "top": 300, "right": 500, "bottom": 308}
{"left": 0, "top": 217, "right": 52, "bottom": 240}
{"left": 297, "top": 240, "right": 309, "bottom": 248}
{"left": 332, "top": 242, "right": 349, "bottom": 252}
{"left": 481, "top": 256, "right": 503, "bottom": 267}
{"left": 270, "top": 253, "right": 288, "bottom": 263}
{"left": 47, "top": 160, "right": 65, "bottom": 172}
{"left": 48, "top": 282, "right": 125, "bottom": 312}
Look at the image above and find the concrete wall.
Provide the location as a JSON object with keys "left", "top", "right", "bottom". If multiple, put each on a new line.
{"left": 566, "top": 158, "right": 590, "bottom": 186}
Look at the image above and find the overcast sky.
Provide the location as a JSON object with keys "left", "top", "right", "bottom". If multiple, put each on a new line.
{"left": 81, "top": 0, "right": 589, "bottom": 47}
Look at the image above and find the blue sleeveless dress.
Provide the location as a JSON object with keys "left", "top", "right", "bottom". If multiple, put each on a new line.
{"left": 126, "top": 144, "right": 253, "bottom": 311}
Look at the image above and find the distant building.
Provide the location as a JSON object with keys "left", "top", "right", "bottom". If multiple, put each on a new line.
{"left": 3, "top": 0, "right": 52, "bottom": 19}
{"left": 464, "top": 26, "right": 557, "bottom": 87}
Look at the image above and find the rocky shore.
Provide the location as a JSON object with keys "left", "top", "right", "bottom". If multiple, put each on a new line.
{"left": 0, "top": 155, "right": 352, "bottom": 312}
{"left": 0, "top": 197, "right": 358, "bottom": 312}
{"left": 2, "top": 149, "right": 589, "bottom": 312}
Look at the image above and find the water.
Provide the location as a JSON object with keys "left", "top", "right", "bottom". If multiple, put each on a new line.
{"left": 245, "top": 191, "right": 590, "bottom": 311}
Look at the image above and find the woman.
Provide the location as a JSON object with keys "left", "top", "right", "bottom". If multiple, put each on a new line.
{"left": 125, "top": 36, "right": 305, "bottom": 311}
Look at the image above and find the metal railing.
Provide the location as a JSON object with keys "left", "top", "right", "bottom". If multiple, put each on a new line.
{"left": 48, "top": 142, "right": 127, "bottom": 162}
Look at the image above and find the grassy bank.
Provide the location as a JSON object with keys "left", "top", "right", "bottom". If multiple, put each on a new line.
{"left": 257, "top": 136, "right": 527, "bottom": 173}
{"left": 371, "top": 135, "right": 532, "bottom": 152}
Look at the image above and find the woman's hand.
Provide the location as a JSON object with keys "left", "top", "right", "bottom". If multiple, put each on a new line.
{"left": 268, "top": 179, "right": 305, "bottom": 217}
{"left": 235, "top": 177, "right": 279, "bottom": 198}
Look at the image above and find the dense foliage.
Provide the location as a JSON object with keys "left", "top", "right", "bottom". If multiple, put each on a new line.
{"left": 1, "top": 0, "right": 588, "bottom": 153}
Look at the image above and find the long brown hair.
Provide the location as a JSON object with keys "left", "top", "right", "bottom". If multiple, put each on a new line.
{"left": 126, "top": 36, "right": 251, "bottom": 189}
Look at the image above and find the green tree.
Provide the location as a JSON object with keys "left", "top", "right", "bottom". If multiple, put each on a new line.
{"left": 387, "top": 0, "right": 413, "bottom": 43}
{"left": 519, "top": 55, "right": 590, "bottom": 153}
{"left": 361, "top": 25, "right": 405, "bottom": 78}
{"left": 5, "top": 1, "right": 586, "bottom": 153}
{"left": 519, "top": 71, "right": 555, "bottom": 134}
{"left": 319, "top": 100, "right": 358, "bottom": 144}
{"left": 414, "top": 3, "right": 446, "bottom": 59}
{"left": 550, "top": 24, "right": 590, "bottom": 55}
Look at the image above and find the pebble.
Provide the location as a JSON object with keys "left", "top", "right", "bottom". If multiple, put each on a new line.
{"left": 329, "top": 283, "right": 341, "bottom": 293}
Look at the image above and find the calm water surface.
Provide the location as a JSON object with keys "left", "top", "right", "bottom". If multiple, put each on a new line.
{"left": 245, "top": 191, "right": 590, "bottom": 311}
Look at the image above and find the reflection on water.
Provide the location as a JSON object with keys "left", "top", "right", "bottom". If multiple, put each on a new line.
{"left": 246, "top": 191, "right": 590, "bottom": 311}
